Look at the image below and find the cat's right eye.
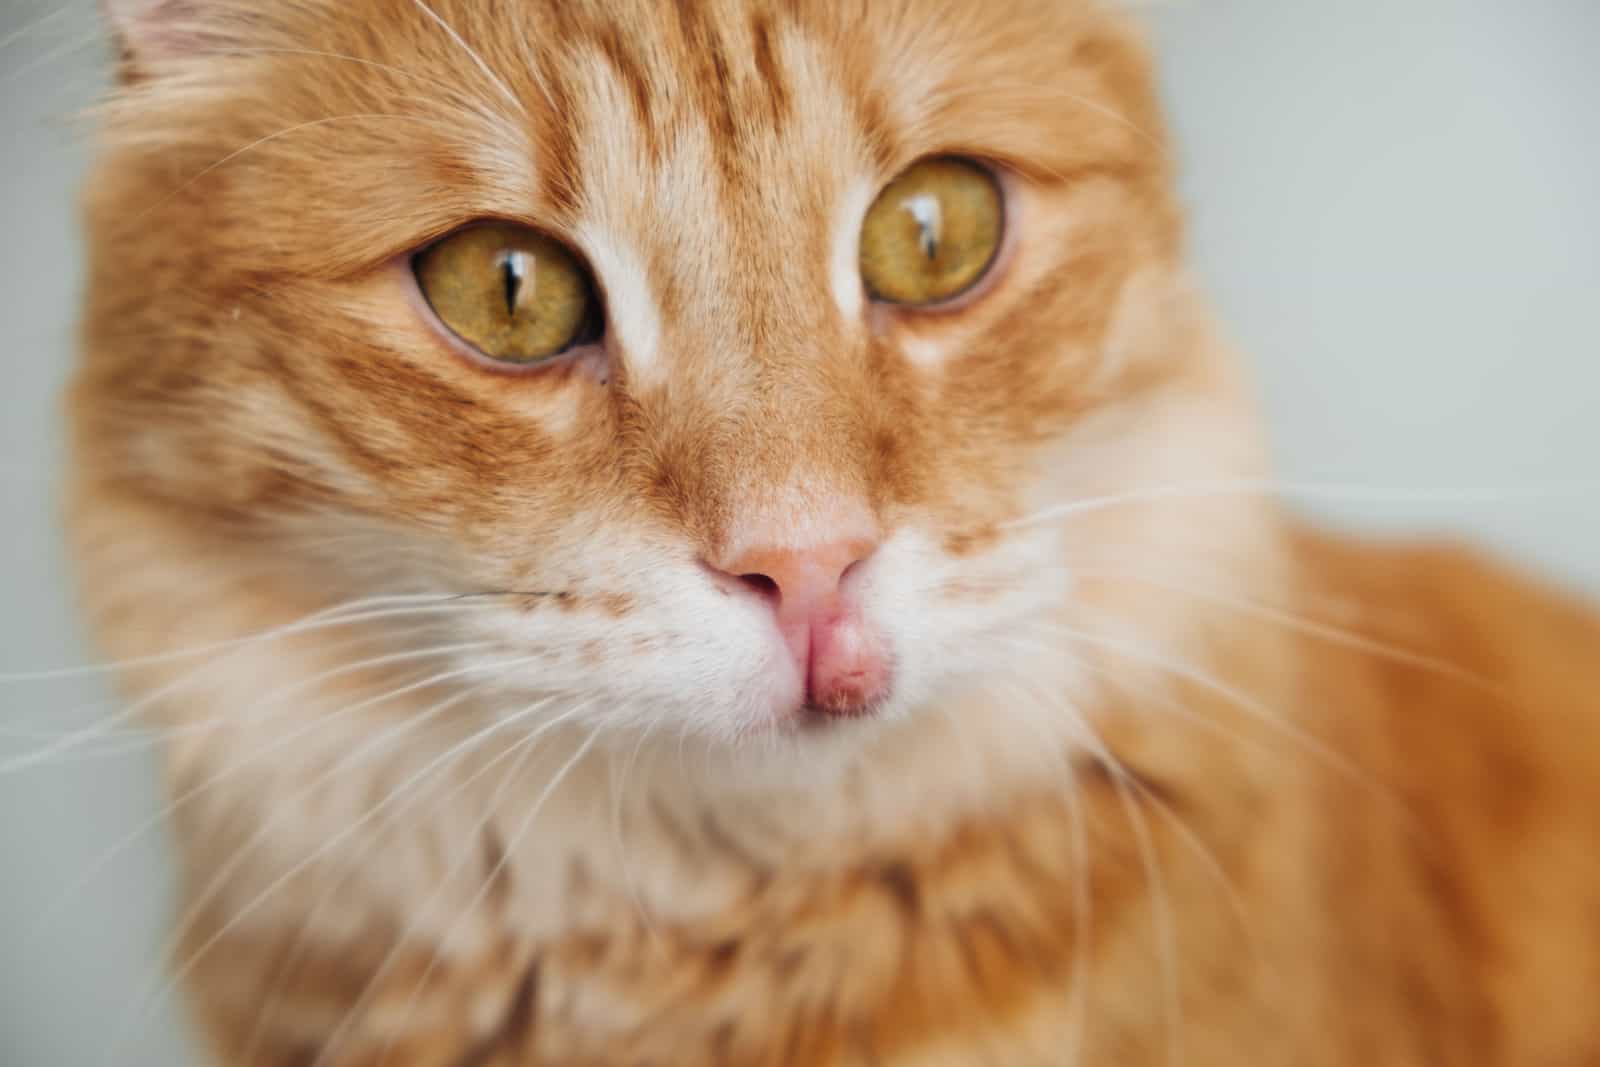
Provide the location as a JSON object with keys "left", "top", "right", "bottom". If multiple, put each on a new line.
{"left": 413, "top": 223, "right": 601, "bottom": 366}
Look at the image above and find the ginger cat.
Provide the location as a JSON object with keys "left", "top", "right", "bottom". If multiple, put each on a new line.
{"left": 69, "top": 1, "right": 1600, "bottom": 1064}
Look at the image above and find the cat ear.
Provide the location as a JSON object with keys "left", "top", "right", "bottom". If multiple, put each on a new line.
{"left": 102, "top": 0, "right": 225, "bottom": 74}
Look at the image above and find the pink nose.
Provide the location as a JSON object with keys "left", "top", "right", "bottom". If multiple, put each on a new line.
{"left": 708, "top": 536, "right": 890, "bottom": 717}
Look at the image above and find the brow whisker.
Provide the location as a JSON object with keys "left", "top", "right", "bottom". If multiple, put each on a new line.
{"left": 404, "top": 0, "right": 524, "bottom": 116}
{"left": 125, "top": 110, "right": 455, "bottom": 226}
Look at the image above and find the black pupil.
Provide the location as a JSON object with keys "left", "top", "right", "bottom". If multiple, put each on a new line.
{"left": 500, "top": 250, "right": 528, "bottom": 317}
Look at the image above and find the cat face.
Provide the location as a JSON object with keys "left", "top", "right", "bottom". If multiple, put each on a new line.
{"left": 80, "top": 1, "right": 1265, "bottom": 759}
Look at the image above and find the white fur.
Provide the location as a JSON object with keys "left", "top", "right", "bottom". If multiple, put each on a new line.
{"left": 576, "top": 227, "right": 663, "bottom": 389}
{"left": 830, "top": 174, "right": 877, "bottom": 321}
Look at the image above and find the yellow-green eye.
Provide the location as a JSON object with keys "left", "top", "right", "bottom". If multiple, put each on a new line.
{"left": 414, "top": 222, "right": 600, "bottom": 364}
{"left": 859, "top": 157, "right": 1003, "bottom": 306}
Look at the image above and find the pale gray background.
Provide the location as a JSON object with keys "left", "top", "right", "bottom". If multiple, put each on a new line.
{"left": 2, "top": 2, "right": 1596, "bottom": 1064}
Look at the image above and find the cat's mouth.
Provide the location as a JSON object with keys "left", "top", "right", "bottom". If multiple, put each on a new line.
{"left": 796, "top": 650, "right": 894, "bottom": 723}
{"left": 760, "top": 630, "right": 895, "bottom": 729}
{"left": 799, "top": 693, "right": 888, "bottom": 725}
{"left": 792, "top": 619, "right": 893, "bottom": 721}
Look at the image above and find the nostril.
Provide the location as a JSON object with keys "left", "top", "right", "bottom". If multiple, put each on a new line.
{"left": 701, "top": 558, "right": 787, "bottom": 601}
{"left": 705, "top": 533, "right": 879, "bottom": 611}
{"left": 738, "top": 572, "right": 780, "bottom": 600}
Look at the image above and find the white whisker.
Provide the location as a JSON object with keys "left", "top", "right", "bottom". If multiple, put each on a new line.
{"left": 1115, "top": 751, "right": 1182, "bottom": 1067}
{"left": 4, "top": 616, "right": 463, "bottom": 756}
{"left": 1004, "top": 477, "right": 1600, "bottom": 531}
{"left": 30, "top": 664, "right": 529, "bottom": 953}
{"left": 123, "top": 693, "right": 577, "bottom": 1064}
{"left": 128, "top": 111, "right": 454, "bottom": 226}
{"left": 0, "top": 6, "right": 71, "bottom": 56}
{"left": 405, "top": 0, "right": 523, "bottom": 115}
{"left": 237, "top": 690, "right": 560, "bottom": 1064}
{"left": 0, "top": 593, "right": 462, "bottom": 683}
{"left": 1073, "top": 562, "right": 1504, "bottom": 697}
{"left": 1062, "top": 760, "right": 1093, "bottom": 1064}
{"left": 328, "top": 710, "right": 602, "bottom": 1066}
{"left": 1027, "top": 621, "right": 1394, "bottom": 808}
{"left": 0, "top": 629, "right": 489, "bottom": 776}
{"left": 610, "top": 716, "right": 669, "bottom": 942}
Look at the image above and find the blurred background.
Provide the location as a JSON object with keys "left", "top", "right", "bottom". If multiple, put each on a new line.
{"left": 2, "top": 2, "right": 1596, "bottom": 1063}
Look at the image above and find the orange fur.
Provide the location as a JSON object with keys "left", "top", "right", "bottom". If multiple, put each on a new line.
{"left": 69, "top": 2, "right": 1600, "bottom": 1064}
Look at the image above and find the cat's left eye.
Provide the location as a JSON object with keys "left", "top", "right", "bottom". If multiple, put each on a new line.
{"left": 859, "top": 157, "right": 1004, "bottom": 307}
{"left": 413, "top": 222, "right": 601, "bottom": 366}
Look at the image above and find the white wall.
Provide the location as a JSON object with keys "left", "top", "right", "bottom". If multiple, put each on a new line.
{"left": 2, "top": 3, "right": 1596, "bottom": 1063}
{"left": 1, "top": 4, "right": 196, "bottom": 1065}
{"left": 1151, "top": 1, "right": 1600, "bottom": 589}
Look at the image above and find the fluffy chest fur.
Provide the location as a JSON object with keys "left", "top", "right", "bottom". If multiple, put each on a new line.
{"left": 69, "top": 1, "right": 1600, "bottom": 1064}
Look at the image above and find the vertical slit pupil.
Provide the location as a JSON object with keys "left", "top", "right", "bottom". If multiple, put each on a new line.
{"left": 900, "top": 193, "right": 942, "bottom": 263}
{"left": 500, "top": 250, "right": 529, "bottom": 318}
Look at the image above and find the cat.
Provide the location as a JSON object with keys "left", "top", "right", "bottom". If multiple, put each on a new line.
{"left": 68, "top": 0, "right": 1600, "bottom": 1064}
